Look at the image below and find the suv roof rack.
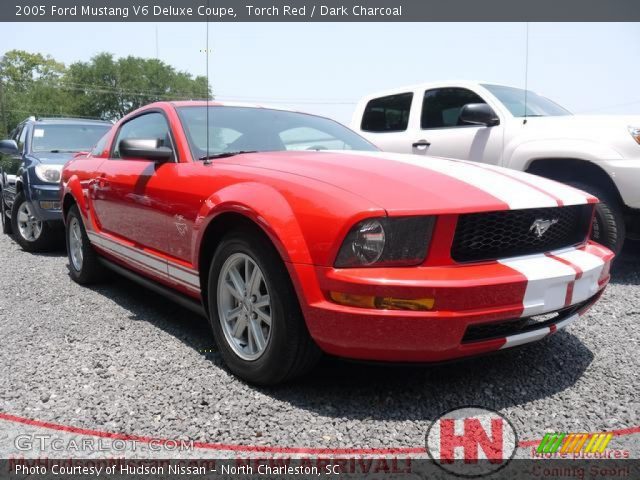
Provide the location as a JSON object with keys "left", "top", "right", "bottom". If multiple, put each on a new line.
{"left": 34, "top": 115, "right": 112, "bottom": 123}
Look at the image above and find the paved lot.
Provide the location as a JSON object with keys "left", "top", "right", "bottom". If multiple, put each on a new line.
{"left": 0, "top": 231, "right": 638, "bottom": 456}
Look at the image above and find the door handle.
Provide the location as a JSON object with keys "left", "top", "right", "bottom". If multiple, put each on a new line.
{"left": 412, "top": 140, "right": 431, "bottom": 150}
{"left": 97, "top": 174, "right": 109, "bottom": 189}
{"left": 90, "top": 176, "right": 109, "bottom": 192}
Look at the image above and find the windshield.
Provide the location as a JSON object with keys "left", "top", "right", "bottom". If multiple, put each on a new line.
{"left": 31, "top": 123, "right": 111, "bottom": 153}
{"left": 176, "top": 106, "right": 378, "bottom": 159}
{"left": 482, "top": 84, "right": 572, "bottom": 117}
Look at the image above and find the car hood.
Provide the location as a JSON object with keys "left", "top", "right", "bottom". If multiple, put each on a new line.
{"left": 514, "top": 114, "right": 640, "bottom": 159}
{"left": 219, "top": 150, "right": 594, "bottom": 215}
{"left": 28, "top": 151, "right": 83, "bottom": 165}
{"left": 523, "top": 114, "right": 640, "bottom": 128}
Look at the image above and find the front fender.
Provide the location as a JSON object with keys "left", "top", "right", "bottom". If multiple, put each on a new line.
{"left": 507, "top": 139, "right": 624, "bottom": 171}
{"left": 193, "top": 182, "right": 313, "bottom": 269}
{"left": 61, "top": 174, "right": 89, "bottom": 224}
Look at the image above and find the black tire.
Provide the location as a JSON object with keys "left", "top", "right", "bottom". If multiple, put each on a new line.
{"left": 10, "top": 191, "right": 55, "bottom": 252}
{"left": 1, "top": 194, "right": 12, "bottom": 235}
{"left": 65, "top": 204, "right": 106, "bottom": 284}
{"left": 207, "top": 228, "right": 321, "bottom": 385}
{"left": 567, "top": 181, "right": 625, "bottom": 256}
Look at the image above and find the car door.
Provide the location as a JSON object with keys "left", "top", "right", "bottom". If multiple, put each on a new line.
{"left": 358, "top": 92, "right": 415, "bottom": 153}
{"left": 91, "top": 111, "right": 175, "bottom": 255}
{"left": 411, "top": 87, "right": 504, "bottom": 165}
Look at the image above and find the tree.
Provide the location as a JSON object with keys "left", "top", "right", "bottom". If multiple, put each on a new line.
{"left": 0, "top": 50, "right": 69, "bottom": 136}
{"left": 0, "top": 50, "right": 211, "bottom": 136}
{"left": 65, "top": 53, "right": 210, "bottom": 120}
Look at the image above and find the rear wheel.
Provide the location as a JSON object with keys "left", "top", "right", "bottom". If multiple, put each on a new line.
{"left": 66, "top": 204, "right": 105, "bottom": 284}
{"left": 11, "top": 192, "right": 54, "bottom": 252}
{"left": 567, "top": 181, "right": 625, "bottom": 256}
{"left": 208, "top": 229, "right": 320, "bottom": 385}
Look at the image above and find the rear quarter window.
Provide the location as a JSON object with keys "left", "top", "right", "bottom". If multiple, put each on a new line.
{"left": 361, "top": 93, "right": 413, "bottom": 132}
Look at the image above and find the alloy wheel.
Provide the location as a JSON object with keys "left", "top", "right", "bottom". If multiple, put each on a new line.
{"left": 217, "top": 252, "right": 272, "bottom": 361}
{"left": 16, "top": 201, "right": 42, "bottom": 242}
{"left": 68, "top": 217, "right": 84, "bottom": 271}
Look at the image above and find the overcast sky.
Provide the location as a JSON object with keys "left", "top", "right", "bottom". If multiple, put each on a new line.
{"left": 1, "top": 22, "right": 639, "bottom": 124}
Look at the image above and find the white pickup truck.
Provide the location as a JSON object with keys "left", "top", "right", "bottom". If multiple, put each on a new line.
{"left": 351, "top": 81, "right": 640, "bottom": 254}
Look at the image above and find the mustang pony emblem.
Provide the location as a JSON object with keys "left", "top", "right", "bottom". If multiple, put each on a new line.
{"left": 530, "top": 218, "right": 559, "bottom": 238}
{"left": 174, "top": 215, "right": 188, "bottom": 237}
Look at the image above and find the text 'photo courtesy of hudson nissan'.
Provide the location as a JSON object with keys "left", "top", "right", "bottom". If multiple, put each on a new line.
{"left": 0, "top": 3, "right": 639, "bottom": 479}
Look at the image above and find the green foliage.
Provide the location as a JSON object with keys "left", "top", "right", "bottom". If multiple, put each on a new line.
{"left": 0, "top": 50, "right": 211, "bottom": 137}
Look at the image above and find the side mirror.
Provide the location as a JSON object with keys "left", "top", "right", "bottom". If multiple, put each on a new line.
{"left": 0, "top": 139, "right": 19, "bottom": 155}
{"left": 459, "top": 103, "right": 500, "bottom": 127}
{"left": 119, "top": 138, "right": 173, "bottom": 162}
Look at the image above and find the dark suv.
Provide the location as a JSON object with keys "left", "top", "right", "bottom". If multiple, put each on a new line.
{"left": 0, "top": 117, "right": 111, "bottom": 251}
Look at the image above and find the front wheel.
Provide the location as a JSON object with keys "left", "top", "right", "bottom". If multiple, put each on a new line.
{"left": 567, "top": 181, "right": 625, "bottom": 256}
{"left": 208, "top": 230, "right": 320, "bottom": 385}
{"left": 11, "top": 192, "right": 54, "bottom": 252}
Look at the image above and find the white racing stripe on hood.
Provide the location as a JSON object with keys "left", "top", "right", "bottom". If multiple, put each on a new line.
{"left": 329, "top": 151, "right": 558, "bottom": 210}
{"left": 471, "top": 162, "right": 590, "bottom": 206}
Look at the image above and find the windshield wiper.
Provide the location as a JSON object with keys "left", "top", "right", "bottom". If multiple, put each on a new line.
{"left": 199, "top": 150, "right": 257, "bottom": 161}
{"left": 49, "top": 149, "right": 81, "bottom": 153}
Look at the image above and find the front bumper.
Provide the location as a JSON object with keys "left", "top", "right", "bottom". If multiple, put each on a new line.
{"left": 599, "top": 159, "right": 640, "bottom": 209}
{"left": 292, "top": 241, "right": 613, "bottom": 362}
{"left": 26, "top": 184, "right": 62, "bottom": 222}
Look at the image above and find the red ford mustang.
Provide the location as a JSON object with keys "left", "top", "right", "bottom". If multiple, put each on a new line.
{"left": 61, "top": 101, "right": 613, "bottom": 385}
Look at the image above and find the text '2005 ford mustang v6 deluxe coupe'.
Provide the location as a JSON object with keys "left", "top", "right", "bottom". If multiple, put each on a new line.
{"left": 60, "top": 101, "right": 613, "bottom": 385}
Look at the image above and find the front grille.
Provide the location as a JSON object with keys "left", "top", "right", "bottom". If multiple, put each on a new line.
{"left": 451, "top": 205, "right": 593, "bottom": 263}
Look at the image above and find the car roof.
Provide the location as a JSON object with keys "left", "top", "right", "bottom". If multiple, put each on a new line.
{"left": 167, "top": 100, "right": 294, "bottom": 111}
{"left": 121, "top": 100, "right": 308, "bottom": 122}
{"left": 31, "top": 117, "right": 112, "bottom": 126}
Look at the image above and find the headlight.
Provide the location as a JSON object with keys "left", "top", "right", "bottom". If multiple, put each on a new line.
{"left": 629, "top": 126, "right": 640, "bottom": 145}
{"left": 34, "top": 164, "right": 62, "bottom": 183}
{"left": 335, "top": 216, "right": 435, "bottom": 267}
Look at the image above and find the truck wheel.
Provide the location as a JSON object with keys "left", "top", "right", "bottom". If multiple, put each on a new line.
{"left": 208, "top": 229, "right": 321, "bottom": 385}
{"left": 567, "top": 181, "right": 625, "bottom": 256}
{"left": 66, "top": 204, "right": 105, "bottom": 284}
{"left": 10, "top": 192, "right": 54, "bottom": 252}
{"left": 1, "top": 196, "right": 12, "bottom": 235}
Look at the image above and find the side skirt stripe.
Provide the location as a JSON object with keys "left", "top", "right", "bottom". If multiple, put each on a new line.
{"left": 87, "top": 232, "right": 200, "bottom": 290}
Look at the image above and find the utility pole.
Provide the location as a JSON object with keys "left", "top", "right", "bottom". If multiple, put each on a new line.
{"left": 0, "top": 79, "right": 7, "bottom": 137}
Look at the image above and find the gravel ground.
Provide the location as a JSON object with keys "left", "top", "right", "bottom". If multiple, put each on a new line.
{"left": 0, "top": 231, "right": 638, "bottom": 453}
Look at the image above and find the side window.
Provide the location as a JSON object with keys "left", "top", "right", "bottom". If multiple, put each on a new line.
{"left": 91, "top": 132, "right": 110, "bottom": 156}
{"left": 112, "top": 113, "right": 172, "bottom": 159}
{"left": 361, "top": 93, "right": 413, "bottom": 132}
{"left": 421, "top": 88, "right": 486, "bottom": 129}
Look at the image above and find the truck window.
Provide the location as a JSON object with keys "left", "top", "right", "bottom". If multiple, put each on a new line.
{"left": 361, "top": 93, "right": 413, "bottom": 132}
{"left": 421, "top": 88, "right": 486, "bottom": 129}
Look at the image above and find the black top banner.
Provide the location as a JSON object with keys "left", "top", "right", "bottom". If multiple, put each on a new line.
{"left": 2, "top": 0, "right": 639, "bottom": 22}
